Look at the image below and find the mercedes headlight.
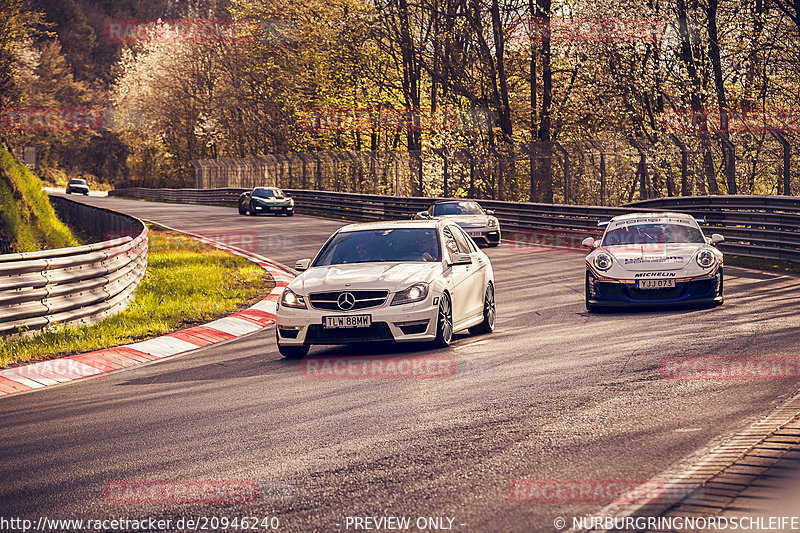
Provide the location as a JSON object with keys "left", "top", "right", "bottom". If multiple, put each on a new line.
{"left": 696, "top": 249, "right": 715, "bottom": 268}
{"left": 280, "top": 288, "right": 307, "bottom": 309}
{"left": 593, "top": 252, "right": 613, "bottom": 271}
{"left": 391, "top": 283, "right": 429, "bottom": 306}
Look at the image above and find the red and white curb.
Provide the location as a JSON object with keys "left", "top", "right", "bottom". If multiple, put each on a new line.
{"left": 0, "top": 234, "right": 295, "bottom": 398}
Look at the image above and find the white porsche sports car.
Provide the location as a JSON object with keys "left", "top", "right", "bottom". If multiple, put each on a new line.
{"left": 275, "top": 219, "right": 495, "bottom": 358}
{"left": 582, "top": 212, "right": 725, "bottom": 311}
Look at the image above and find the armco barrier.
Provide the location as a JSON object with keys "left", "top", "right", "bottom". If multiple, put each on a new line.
{"left": 0, "top": 197, "right": 148, "bottom": 336}
{"left": 109, "top": 188, "right": 800, "bottom": 264}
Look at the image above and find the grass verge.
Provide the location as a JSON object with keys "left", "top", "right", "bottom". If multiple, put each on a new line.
{"left": 0, "top": 230, "right": 273, "bottom": 368}
{"left": 726, "top": 255, "right": 800, "bottom": 275}
{"left": 0, "top": 145, "right": 78, "bottom": 253}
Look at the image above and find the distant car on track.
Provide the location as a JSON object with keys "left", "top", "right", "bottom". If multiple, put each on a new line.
{"left": 414, "top": 200, "right": 500, "bottom": 247}
{"left": 275, "top": 219, "right": 495, "bottom": 358}
{"left": 582, "top": 212, "right": 725, "bottom": 311}
{"left": 238, "top": 187, "right": 294, "bottom": 216}
{"left": 65, "top": 178, "right": 89, "bottom": 195}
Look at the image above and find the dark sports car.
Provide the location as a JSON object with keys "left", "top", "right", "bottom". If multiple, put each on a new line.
{"left": 238, "top": 187, "right": 294, "bottom": 216}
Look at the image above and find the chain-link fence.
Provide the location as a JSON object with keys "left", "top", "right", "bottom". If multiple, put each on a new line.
{"left": 191, "top": 134, "right": 798, "bottom": 205}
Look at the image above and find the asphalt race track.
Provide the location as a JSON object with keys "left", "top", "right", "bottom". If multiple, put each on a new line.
{"left": 2, "top": 193, "right": 800, "bottom": 532}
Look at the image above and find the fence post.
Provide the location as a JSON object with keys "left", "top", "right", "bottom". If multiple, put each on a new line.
{"left": 770, "top": 131, "right": 791, "bottom": 196}
{"left": 433, "top": 148, "right": 449, "bottom": 197}
{"left": 588, "top": 140, "right": 607, "bottom": 206}
{"left": 668, "top": 134, "right": 689, "bottom": 196}
{"left": 553, "top": 141, "right": 570, "bottom": 204}
{"left": 467, "top": 149, "right": 476, "bottom": 199}
{"left": 488, "top": 145, "right": 502, "bottom": 201}
{"left": 627, "top": 136, "right": 651, "bottom": 200}
{"left": 715, "top": 133, "right": 736, "bottom": 194}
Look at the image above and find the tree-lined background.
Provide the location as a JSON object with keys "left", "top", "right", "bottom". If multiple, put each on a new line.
{"left": 1, "top": 0, "right": 798, "bottom": 204}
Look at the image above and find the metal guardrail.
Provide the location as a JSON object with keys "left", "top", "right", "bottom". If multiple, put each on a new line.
{"left": 626, "top": 195, "right": 800, "bottom": 263}
{"left": 110, "top": 187, "right": 800, "bottom": 264}
{"left": 0, "top": 197, "right": 148, "bottom": 336}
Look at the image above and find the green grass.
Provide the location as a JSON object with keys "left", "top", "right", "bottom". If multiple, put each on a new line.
{"left": 0, "top": 145, "right": 78, "bottom": 253}
{"left": 0, "top": 231, "right": 273, "bottom": 368}
{"left": 725, "top": 255, "right": 800, "bottom": 275}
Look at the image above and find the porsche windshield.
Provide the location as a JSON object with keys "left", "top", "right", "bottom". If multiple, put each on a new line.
{"left": 313, "top": 228, "right": 441, "bottom": 266}
{"left": 432, "top": 202, "right": 483, "bottom": 216}
{"left": 602, "top": 223, "right": 705, "bottom": 246}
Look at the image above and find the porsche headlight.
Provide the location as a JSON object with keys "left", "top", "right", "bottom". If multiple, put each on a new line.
{"left": 280, "top": 288, "right": 306, "bottom": 309}
{"left": 593, "top": 252, "right": 613, "bottom": 271}
{"left": 696, "top": 249, "right": 716, "bottom": 268}
{"left": 488, "top": 217, "right": 499, "bottom": 228}
{"left": 391, "top": 283, "right": 429, "bottom": 306}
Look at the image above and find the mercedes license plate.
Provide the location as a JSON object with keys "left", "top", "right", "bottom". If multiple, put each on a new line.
{"left": 323, "top": 315, "right": 371, "bottom": 329}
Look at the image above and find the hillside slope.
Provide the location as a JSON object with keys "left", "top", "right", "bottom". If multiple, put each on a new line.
{"left": 0, "top": 146, "right": 78, "bottom": 254}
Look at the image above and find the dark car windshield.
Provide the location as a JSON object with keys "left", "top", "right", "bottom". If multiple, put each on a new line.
{"left": 313, "top": 228, "right": 441, "bottom": 266}
{"left": 602, "top": 223, "right": 705, "bottom": 246}
{"left": 252, "top": 188, "right": 284, "bottom": 199}
{"left": 69, "top": 179, "right": 87, "bottom": 185}
{"left": 432, "top": 201, "right": 483, "bottom": 216}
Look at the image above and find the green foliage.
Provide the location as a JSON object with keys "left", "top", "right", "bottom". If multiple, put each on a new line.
{"left": 0, "top": 144, "right": 77, "bottom": 253}
{"left": 0, "top": 230, "right": 273, "bottom": 367}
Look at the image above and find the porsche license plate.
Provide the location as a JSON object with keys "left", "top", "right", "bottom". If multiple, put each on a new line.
{"left": 323, "top": 315, "right": 371, "bottom": 328}
{"left": 636, "top": 279, "right": 676, "bottom": 289}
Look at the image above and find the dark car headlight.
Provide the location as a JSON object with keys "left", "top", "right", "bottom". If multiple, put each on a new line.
{"left": 391, "top": 283, "right": 429, "bottom": 306}
{"left": 593, "top": 252, "right": 613, "bottom": 271}
{"left": 280, "top": 288, "right": 307, "bottom": 309}
{"left": 696, "top": 249, "right": 716, "bottom": 268}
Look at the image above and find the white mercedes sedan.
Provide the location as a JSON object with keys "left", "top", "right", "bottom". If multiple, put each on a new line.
{"left": 275, "top": 219, "right": 495, "bottom": 358}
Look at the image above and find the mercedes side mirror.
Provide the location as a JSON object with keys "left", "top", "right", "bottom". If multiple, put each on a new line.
{"left": 414, "top": 211, "right": 430, "bottom": 220}
{"left": 711, "top": 233, "right": 725, "bottom": 245}
{"left": 450, "top": 252, "right": 472, "bottom": 265}
{"left": 295, "top": 259, "right": 311, "bottom": 271}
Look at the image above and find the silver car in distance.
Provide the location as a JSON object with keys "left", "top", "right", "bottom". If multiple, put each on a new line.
{"left": 275, "top": 219, "right": 496, "bottom": 358}
{"left": 414, "top": 200, "right": 501, "bottom": 246}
